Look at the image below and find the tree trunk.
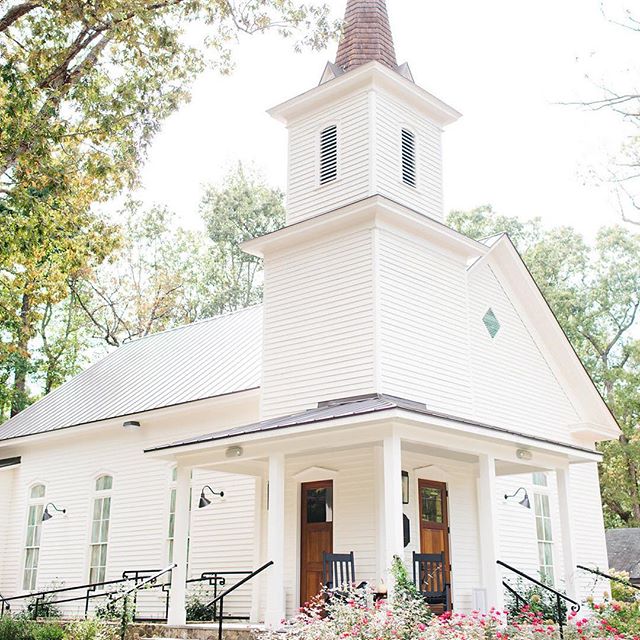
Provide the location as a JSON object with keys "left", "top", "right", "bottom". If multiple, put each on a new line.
{"left": 621, "top": 434, "right": 640, "bottom": 524}
{"left": 10, "top": 293, "right": 31, "bottom": 417}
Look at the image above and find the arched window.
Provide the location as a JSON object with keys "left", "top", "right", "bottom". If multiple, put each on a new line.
{"left": 23, "top": 484, "right": 46, "bottom": 590}
{"left": 401, "top": 128, "right": 416, "bottom": 187}
{"left": 89, "top": 475, "right": 113, "bottom": 583}
{"left": 319, "top": 125, "right": 338, "bottom": 185}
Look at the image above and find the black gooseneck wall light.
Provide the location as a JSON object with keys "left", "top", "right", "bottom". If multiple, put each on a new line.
{"left": 198, "top": 485, "right": 225, "bottom": 509}
{"left": 504, "top": 487, "right": 531, "bottom": 509}
{"left": 42, "top": 503, "right": 66, "bottom": 521}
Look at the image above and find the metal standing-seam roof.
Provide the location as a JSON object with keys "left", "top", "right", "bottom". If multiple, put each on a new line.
{"left": 0, "top": 305, "right": 262, "bottom": 442}
{"left": 145, "top": 393, "right": 602, "bottom": 457}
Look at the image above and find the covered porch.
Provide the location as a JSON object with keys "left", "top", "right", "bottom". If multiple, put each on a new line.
{"left": 145, "top": 395, "right": 599, "bottom": 627}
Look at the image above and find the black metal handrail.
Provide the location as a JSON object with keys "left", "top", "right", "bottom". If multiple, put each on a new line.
{"left": 0, "top": 566, "right": 261, "bottom": 622}
{"left": 577, "top": 565, "right": 640, "bottom": 592}
{"left": 109, "top": 564, "right": 175, "bottom": 603}
{"left": 187, "top": 571, "right": 253, "bottom": 622}
{"left": 498, "top": 560, "right": 580, "bottom": 640}
{"left": 205, "top": 561, "right": 274, "bottom": 640}
{"left": 0, "top": 568, "right": 167, "bottom": 619}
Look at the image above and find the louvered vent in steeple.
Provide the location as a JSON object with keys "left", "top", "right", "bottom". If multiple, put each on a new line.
{"left": 401, "top": 128, "right": 416, "bottom": 187}
{"left": 319, "top": 125, "right": 338, "bottom": 185}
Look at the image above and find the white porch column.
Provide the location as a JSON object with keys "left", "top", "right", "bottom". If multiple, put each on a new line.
{"left": 250, "top": 476, "right": 264, "bottom": 623}
{"left": 265, "top": 452, "right": 286, "bottom": 627}
{"left": 167, "top": 464, "right": 191, "bottom": 625}
{"left": 556, "top": 466, "right": 578, "bottom": 600}
{"left": 382, "top": 434, "right": 405, "bottom": 587}
{"left": 476, "top": 454, "right": 504, "bottom": 611}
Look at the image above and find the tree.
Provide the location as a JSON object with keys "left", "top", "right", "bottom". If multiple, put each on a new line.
{"left": 75, "top": 201, "right": 206, "bottom": 347}
{"left": 0, "top": 0, "right": 338, "bottom": 210}
{"left": 199, "top": 163, "right": 286, "bottom": 315}
{"left": 447, "top": 206, "right": 640, "bottom": 527}
{"left": 580, "top": 8, "right": 640, "bottom": 224}
{"left": 0, "top": 188, "right": 119, "bottom": 418}
{"left": 0, "top": 1, "right": 336, "bottom": 415}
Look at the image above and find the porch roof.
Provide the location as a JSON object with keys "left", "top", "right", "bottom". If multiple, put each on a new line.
{"left": 145, "top": 392, "right": 601, "bottom": 458}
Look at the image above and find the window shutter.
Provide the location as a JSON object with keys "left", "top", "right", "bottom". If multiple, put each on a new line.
{"left": 319, "top": 125, "right": 338, "bottom": 185}
{"left": 401, "top": 128, "right": 416, "bottom": 187}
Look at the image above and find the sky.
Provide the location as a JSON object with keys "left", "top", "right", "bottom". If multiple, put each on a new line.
{"left": 135, "top": 0, "right": 639, "bottom": 239}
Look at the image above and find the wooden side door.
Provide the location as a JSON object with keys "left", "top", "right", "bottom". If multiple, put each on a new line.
{"left": 418, "top": 479, "right": 451, "bottom": 606}
{"left": 300, "top": 480, "right": 333, "bottom": 606}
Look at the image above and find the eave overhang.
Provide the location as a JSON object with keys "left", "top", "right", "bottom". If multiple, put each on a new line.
{"left": 0, "top": 387, "right": 260, "bottom": 449}
{"left": 242, "top": 194, "right": 487, "bottom": 262}
{"left": 145, "top": 394, "right": 602, "bottom": 465}
{"left": 268, "top": 61, "right": 461, "bottom": 128}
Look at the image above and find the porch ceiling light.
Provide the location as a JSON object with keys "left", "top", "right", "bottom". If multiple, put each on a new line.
{"left": 504, "top": 487, "right": 531, "bottom": 509}
{"left": 225, "top": 446, "right": 243, "bottom": 458}
{"left": 516, "top": 448, "right": 533, "bottom": 461}
{"left": 123, "top": 420, "right": 141, "bottom": 430}
{"left": 42, "top": 503, "right": 66, "bottom": 522}
{"left": 198, "top": 485, "right": 225, "bottom": 509}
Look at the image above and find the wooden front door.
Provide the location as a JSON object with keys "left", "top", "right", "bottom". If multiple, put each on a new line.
{"left": 418, "top": 479, "right": 451, "bottom": 607}
{"left": 300, "top": 480, "right": 333, "bottom": 606}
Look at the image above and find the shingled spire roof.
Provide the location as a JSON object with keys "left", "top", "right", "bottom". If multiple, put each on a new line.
{"left": 335, "top": 0, "right": 398, "bottom": 73}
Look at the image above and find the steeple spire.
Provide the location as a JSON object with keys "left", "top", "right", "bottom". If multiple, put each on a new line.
{"left": 335, "top": 0, "right": 398, "bottom": 73}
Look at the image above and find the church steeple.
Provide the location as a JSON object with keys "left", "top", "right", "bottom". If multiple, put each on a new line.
{"left": 335, "top": 0, "right": 397, "bottom": 73}
{"left": 269, "top": 0, "right": 461, "bottom": 227}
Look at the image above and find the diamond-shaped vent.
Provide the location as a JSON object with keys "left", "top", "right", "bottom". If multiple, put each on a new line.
{"left": 482, "top": 308, "right": 500, "bottom": 339}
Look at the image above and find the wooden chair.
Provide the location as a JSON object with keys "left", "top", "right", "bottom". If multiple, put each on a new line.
{"left": 413, "top": 552, "right": 451, "bottom": 611}
{"left": 322, "top": 551, "right": 357, "bottom": 590}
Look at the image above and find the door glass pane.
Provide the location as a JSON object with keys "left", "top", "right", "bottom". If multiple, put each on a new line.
{"left": 420, "top": 486, "right": 443, "bottom": 524}
{"left": 306, "top": 487, "right": 333, "bottom": 523}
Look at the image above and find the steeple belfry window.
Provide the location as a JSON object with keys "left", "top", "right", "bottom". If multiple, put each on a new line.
{"left": 319, "top": 125, "right": 338, "bottom": 185}
{"left": 402, "top": 128, "right": 416, "bottom": 187}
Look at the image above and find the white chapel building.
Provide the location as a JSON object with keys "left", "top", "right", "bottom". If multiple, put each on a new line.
{"left": 0, "top": 0, "right": 620, "bottom": 628}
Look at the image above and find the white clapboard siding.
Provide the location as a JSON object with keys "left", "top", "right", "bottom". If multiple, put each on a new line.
{"left": 282, "top": 447, "right": 378, "bottom": 617}
{"left": 570, "top": 463, "right": 610, "bottom": 602}
{"left": 287, "top": 92, "right": 371, "bottom": 225}
{"left": 0, "top": 399, "right": 259, "bottom": 619}
{"left": 467, "top": 263, "right": 580, "bottom": 440}
{"left": 401, "top": 452, "right": 481, "bottom": 612}
{"left": 374, "top": 91, "right": 444, "bottom": 222}
{"left": 261, "top": 228, "right": 376, "bottom": 419}
{"left": 497, "top": 473, "right": 565, "bottom": 592}
{"left": 0, "top": 471, "right": 13, "bottom": 590}
{"left": 377, "top": 227, "right": 474, "bottom": 417}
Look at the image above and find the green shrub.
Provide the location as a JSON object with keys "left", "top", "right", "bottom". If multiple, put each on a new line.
{"left": 608, "top": 569, "right": 638, "bottom": 603}
{"left": 185, "top": 587, "right": 216, "bottom": 622}
{"left": 31, "top": 624, "right": 64, "bottom": 640}
{"left": 389, "top": 555, "right": 432, "bottom": 636}
{"left": 0, "top": 616, "right": 33, "bottom": 640}
{"left": 504, "top": 577, "right": 567, "bottom": 624}
{"left": 64, "top": 619, "right": 111, "bottom": 640}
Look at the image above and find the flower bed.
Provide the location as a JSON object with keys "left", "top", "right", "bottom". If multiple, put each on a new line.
{"left": 267, "top": 595, "right": 640, "bottom": 640}
{"left": 265, "top": 558, "right": 640, "bottom": 640}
